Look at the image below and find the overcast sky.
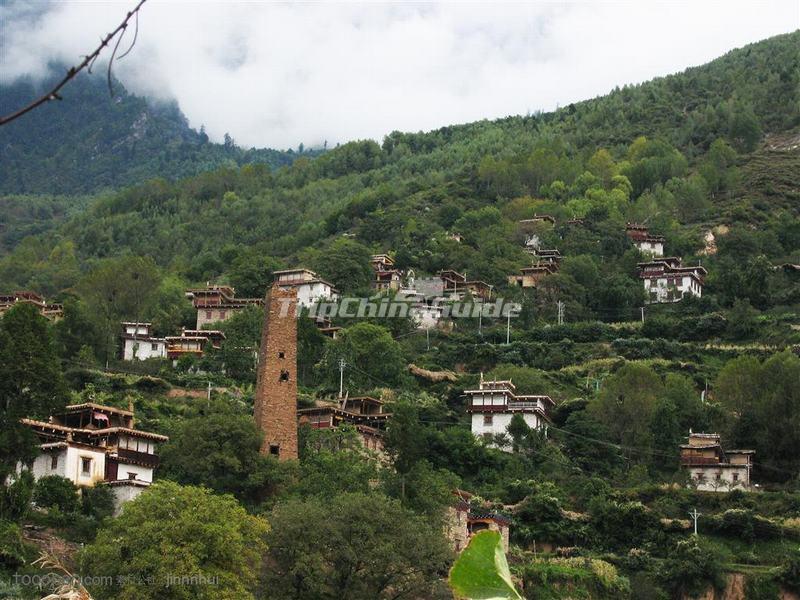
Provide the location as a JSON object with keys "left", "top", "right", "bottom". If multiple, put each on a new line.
{"left": 1, "top": 1, "right": 797, "bottom": 149}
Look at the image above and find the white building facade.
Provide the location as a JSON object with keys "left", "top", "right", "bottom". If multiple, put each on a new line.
{"left": 466, "top": 378, "right": 553, "bottom": 450}
{"left": 680, "top": 432, "right": 754, "bottom": 492}
{"left": 19, "top": 402, "right": 168, "bottom": 512}
{"left": 121, "top": 323, "right": 167, "bottom": 361}
{"left": 639, "top": 258, "right": 707, "bottom": 304}
{"left": 273, "top": 268, "right": 339, "bottom": 309}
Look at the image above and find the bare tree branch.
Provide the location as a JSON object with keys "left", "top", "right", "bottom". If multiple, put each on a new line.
{"left": 0, "top": 0, "right": 148, "bottom": 127}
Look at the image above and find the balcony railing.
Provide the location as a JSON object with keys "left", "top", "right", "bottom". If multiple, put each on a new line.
{"left": 680, "top": 456, "right": 720, "bottom": 466}
{"left": 117, "top": 448, "right": 159, "bottom": 468}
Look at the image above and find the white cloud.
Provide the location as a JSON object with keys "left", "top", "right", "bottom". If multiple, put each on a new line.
{"left": 1, "top": 0, "right": 797, "bottom": 149}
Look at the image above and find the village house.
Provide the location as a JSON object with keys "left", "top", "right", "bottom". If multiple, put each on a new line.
{"left": 18, "top": 402, "right": 168, "bottom": 512}
{"left": 680, "top": 432, "right": 754, "bottom": 492}
{"left": 438, "top": 269, "right": 493, "bottom": 301}
{"left": 370, "top": 254, "right": 403, "bottom": 292}
{"left": 297, "top": 396, "right": 391, "bottom": 454}
{"left": 446, "top": 489, "right": 511, "bottom": 553}
{"left": 312, "top": 315, "right": 341, "bottom": 339}
{"left": 465, "top": 377, "right": 554, "bottom": 450}
{"left": 0, "top": 291, "right": 63, "bottom": 321}
{"left": 273, "top": 268, "right": 338, "bottom": 309}
{"left": 626, "top": 222, "right": 666, "bottom": 257}
{"left": 519, "top": 214, "right": 556, "bottom": 226}
{"left": 508, "top": 250, "right": 562, "bottom": 288}
{"left": 120, "top": 322, "right": 167, "bottom": 361}
{"left": 638, "top": 257, "right": 707, "bottom": 303}
{"left": 185, "top": 284, "right": 263, "bottom": 329}
{"left": 164, "top": 328, "right": 225, "bottom": 362}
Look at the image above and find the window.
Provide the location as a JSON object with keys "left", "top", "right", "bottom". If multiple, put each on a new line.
{"left": 151, "top": 343, "right": 158, "bottom": 351}
{"left": 81, "top": 457, "right": 92, "bottom": 476}
{"left": 51, "top": 455, "right": 58, "bottom": 470}
{"left": 269, "top": 444, "right": 280, "bottom": 457}
{"left": 278, "top": 351, "right": 285, "bottom": 359}
{"left": 205, "top": 310, "right": 212, "bottom": 319}
{"left": 127, "top": 472, "right": 138, "bottom": 480}
{"left": 715, "top": 473, "right": 721, "bottom": 481}
{"left": 732, "top": 473, "right": 739, "bottom": 482}
{"left": 279, "top": 369, "right": 290, "bottom": 382}
{"left": 483, "top": 414, "right": 493, "bottom": 426}
{"left": 219, "top": 311, "right": 226, "bottom": 320}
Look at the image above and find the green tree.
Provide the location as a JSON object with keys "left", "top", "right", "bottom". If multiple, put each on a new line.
{"left": 507, "top": 413, "right": 530, "bottom": 453}
{"left": 0, "top": 303, "right": 68, "bottom": 479}
{"left": 32, "top": 475, "right": 80, "bottom": 514}
{"left": 77, "top": 255, "right": 162, "bottom": 362}
{"left": 216, "top": 305, "right": 263, "bottom": 383}
{"left": 649, "top": 398, "right": 682, "bottom": 471}
{"left": 313, "top": 238, "right": 373, "bottom": 292}
{"left": 229, "top": 251, "right": 285, "bottom": 298}
{"left": 318, "top": 322, "right": 405, "bottom": 391}
{"left": 589, "top": 363, "right": 662, "bottom": 456}
{"left": 159, "top": 406, "right": 287, "bottom": 507}
{"left": 262, "top": 492, "right": 453, "bottom": 600}
{"left": 81, "top": 481, "right": 268, "bottom": 600}
{"left": 296, "top": 425, "right": 379, "bottom": 498}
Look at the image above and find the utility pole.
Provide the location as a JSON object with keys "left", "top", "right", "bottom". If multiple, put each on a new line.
{"left": 641, "top": 306, "right": 645, "bottom": 324}
{"left": 506, "top": 311, "right": 511, "bottom": 345}
{"left": 338, "top": 358, "right": 346, "bottom": 398}
{"left": 426, "top": 327, "right": 430, "bottom": 350}
{"left": 688, "top": 508, "right": 701, "bottom": 536}
{"left": 557, "top": 301, "right": 565, "bottom": 326}
{"left": 478, "top": 307, "right": 482, "bottom": 336}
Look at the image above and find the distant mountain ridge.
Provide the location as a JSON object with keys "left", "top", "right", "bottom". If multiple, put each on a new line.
{"left": 0, "top": 71, "right": 317, "bottom": 194}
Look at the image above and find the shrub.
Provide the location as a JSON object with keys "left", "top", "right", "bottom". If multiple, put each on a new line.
{"left": 0, "top": 471, "right": 34, "bottom": 522}
{"left": 658, "top": 537, "right": 725, "bottom": 597}
{"left": 779, "top": 548, "right": 800, "bottom": 593}
{"left": 81, "top": 485, "right": 116, "bottom": 520}
{"left": 745, "top": 574, "right": 780, "bottom": 600}
{"left": 33, "top": 476, "right": 80, "bottom": 514}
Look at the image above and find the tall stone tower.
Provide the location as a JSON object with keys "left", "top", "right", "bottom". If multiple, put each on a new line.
{"left": 253, "top": 284, "right": 298, "bottom": 460}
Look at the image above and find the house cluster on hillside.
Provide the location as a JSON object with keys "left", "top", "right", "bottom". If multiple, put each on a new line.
{"left": 121, "top": 322, "right": 224, "bottom": 363}
{"left": 0, "top": 291, "right": 63, "bottom": 321}
{"left": 679, "top": 432, "right": 754, "bottom": 492}
{"left": 17, "top": 402, "right": 167, "bottom": 512}
{"left": 122, "top": 275, "right": 342, "bottom": 362}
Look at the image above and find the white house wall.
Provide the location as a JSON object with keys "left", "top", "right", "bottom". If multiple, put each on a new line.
{"left": 115, "top": 462, "right": 153, "bottom": 483}
{"left": 471, "top": 412, "right": 545, "bottom": 450}
{"left": 29, "top": 450, "right": 68, "bottom": 480}
{"left": 65, "top": 446, "right": 107, "bottom": 487}
{"left": 688, "top": 466, "right": 749, "bottom": 492}
{"left": 123, "top": 338, "right": 167, "bottom": 361}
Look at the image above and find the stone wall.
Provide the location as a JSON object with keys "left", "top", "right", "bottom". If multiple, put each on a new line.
{"left": 254, "top": 285, "right": 299, "bottom": 460}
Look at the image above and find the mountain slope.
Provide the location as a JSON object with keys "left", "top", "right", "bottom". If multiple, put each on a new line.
{"left": 0, "top": 72, "right": 316, "bottom": 194}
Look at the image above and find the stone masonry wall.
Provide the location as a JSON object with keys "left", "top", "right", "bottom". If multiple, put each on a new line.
{"left": 254, "top": 285, "right": 298, "bottom": 460}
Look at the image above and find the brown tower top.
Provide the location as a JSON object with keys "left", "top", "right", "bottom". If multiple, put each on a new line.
{"left": 254, "top": 284, "right": 299, "bottom": 460}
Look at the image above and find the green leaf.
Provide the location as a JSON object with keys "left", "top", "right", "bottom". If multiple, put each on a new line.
{"left": 448, "top": 530, "right": 523, "bottom": 600}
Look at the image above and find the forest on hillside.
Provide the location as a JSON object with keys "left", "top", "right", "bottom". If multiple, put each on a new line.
{"left": 1, "top": 31, "right": 799, "bottom": 600}
{"left": 0, "top": 73, "right": 319, "bottom": 194}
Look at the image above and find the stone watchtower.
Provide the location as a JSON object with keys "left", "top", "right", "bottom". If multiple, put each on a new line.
{"left": 254, "top": 284, "right": 298, "bottom": 460}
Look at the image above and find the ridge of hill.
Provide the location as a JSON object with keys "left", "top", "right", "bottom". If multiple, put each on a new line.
{"left": 0, "top": 72, "right": 318, "bottom": 194}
